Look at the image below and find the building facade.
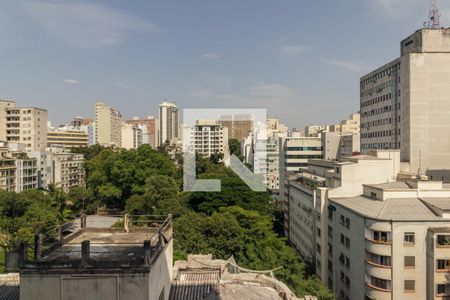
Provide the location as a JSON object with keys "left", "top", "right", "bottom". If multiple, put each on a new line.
{"left": 126, "top": 116, "right": 158, "bottom": 148}
{"left": 190, "top": 120, "right": 228, "bottom": 159}
{"left": 95, "top": 102, "right": 122, "bottom": 147}
{"left": 121, "top": 123, "right": 143, "bottom": 150}
{"left": 47, "top": 130, "right": 88, "bottom": 148}
{"left": 5, "top": 106, "right": 47, "bottom": 152}
{"left": 361, "top": 28, "right": 450, "bottom": 173}
{"left": 219, "top": 114, "right": 253, "bottom": 142}
{"left": 158, "top": 101, "right": 179, "bottom": 146}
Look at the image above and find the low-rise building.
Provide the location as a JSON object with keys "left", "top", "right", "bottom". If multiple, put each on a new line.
{"left": 52, "top": 152, "right": 85, "bottom": 192}
{"left": 47, "top": 130, "right": 88, "bottom": 148}
{"left": 9, "top": 215, "right": 173, "bottom": 300}
{"left": 170, "top": 254, "right": 312, "bottom": 300}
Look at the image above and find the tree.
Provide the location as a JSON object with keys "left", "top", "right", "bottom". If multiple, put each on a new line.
{"left": 188, "top": 176, "right": 274, "bottom": 215}
{"left": 84, "top": 145, "right": 177, "bottom": 208}
{"left": 125, "top": 175, "right": 184, "bottom": 217}
{"left": 228, "top": 138, "right": 243, "bottom": 160}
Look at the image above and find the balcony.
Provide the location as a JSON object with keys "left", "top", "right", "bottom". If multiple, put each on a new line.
{"left": 365, "top": 238, "right": 391, "bottom": 256}
{"left": 365, "top": 283, "right": 391, "bottom": 300}
{"left": 365, "top": 260, "right": 392, "bottom": 280}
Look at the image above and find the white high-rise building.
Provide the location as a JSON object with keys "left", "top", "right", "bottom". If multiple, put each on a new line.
{"left": 361, "top": 28, "right": 450, "bottom": 174}
{"left": 158, "top": 101, "right": 179, "bottom": 146}
{"left": 95, "top": 102, "right": 122, "bottom": 147}
{"left": 190, "top": 120, "right": 228, "bottom": 159}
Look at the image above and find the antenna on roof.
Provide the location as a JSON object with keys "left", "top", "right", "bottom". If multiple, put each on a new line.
{"left": 425, "top": 0, "right": 441, "bottom": 28}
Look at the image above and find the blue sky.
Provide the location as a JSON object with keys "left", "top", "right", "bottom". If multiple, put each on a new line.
{"left": 0, "top": 0, "right": 448, "bottom": 128}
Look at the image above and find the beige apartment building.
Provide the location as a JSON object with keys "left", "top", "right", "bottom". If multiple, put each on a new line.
{"left": 47, "top": 130, "right": 88, "bottom": 148}
{"left": 121, "top": 123, "right": 143, "bottom": 150}
{"left": 361, "top": 28, "right": 450, "bottom": 173}
{"left": 2, "top": 105, "right": 47, "bottom": 152}
{"left": 95, "top": 102, "right": 122, "bottom": 147}
{"left": 339, "top": 113, "right": 360, "bottom": 134}
{"left": 52, "top": 152, "right": 85, "bottom": 192}
{"left": 0, "top": 100, "right": 16, "bottom": 141}
{"left": 285, "top": 148, "right": 450, "bottom": 300}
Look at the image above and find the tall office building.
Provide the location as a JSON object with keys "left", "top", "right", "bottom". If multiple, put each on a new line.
{"left": 158, "top": 101, "right": 179, "bottom": 146}
{"left": 94, "top": 102, "right": 122, "bottom": 147}
{"left": 361, "top": 28, "right": 450, "bottom": 173}
{"left": 5, "top": 106, "right": 47, "bottom": 152}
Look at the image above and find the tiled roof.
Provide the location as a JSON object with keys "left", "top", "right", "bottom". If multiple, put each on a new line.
{"left": 170, "top": 255, "right": 309, "bottom": 300}
{"left": 169, "top": 270, "right": 220, "bottom": 300}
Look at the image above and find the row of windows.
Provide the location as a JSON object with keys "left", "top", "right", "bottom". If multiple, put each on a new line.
{"left": 360, "top": 63, "right": 400, "bottom": 87}
{"left": 361, "top": 92, "right": 393, "bottom": 107}
{"left": 361, "top": 142, "right": 400, "bottom": 150}
{"left": 286, "top": 147, "right": 323, "bottom": 151}
{"left": 361, "top": 116, "right": 400, "bottom": 130}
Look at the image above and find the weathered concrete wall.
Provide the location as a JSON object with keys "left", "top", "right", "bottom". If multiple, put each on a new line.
{"left": 20, "top": 273, "right": 151, "bottom": 300}
{"left": 148, "top": 239, "right": 173, "bottom": 300}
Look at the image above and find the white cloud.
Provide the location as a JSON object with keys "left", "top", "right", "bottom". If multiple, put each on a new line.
{"left": 203, "top": 53, "right": 220, "bottom": 59}
{"left": 321, "top": 59, "right": 369, "bottom": 72}
{"left": 280, "top": 45, "right": 311, "bottom": 57}
{"left": 63, "top": 79, "right": 79, "bottom": 84}
{"left": 21, "top": 1, "right": 156, "bottom": 48}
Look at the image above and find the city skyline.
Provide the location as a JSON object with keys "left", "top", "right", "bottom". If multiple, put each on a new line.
{"left": 1, "top": 0, "right": 448, "bottom": 128}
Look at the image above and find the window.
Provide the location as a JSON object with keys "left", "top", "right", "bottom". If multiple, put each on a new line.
{"left": 404, "top": 232, "right": 415, "bottom": 244}
{"left": 369, "top": 276, "right": 391, "bottom": 290}
{"left": 345, "top": 237, "right": 350, "bottom": 249}
{"left": 340, "top": 271, "right": 345, "bottom": 282}
{"left": 317, "top": 243, "right": 321, "bottom": 254}
{"left": 345, "top": 276, "right": 350, "bottom": 288}
{"left": 345, "top": 217, "right": 350, "bottom": 229}
{"left": 437, "top": 259, "right": 450, "bottom": 270}
{"left": 370, "top": 192, "right": 377, "bottom": 198}
{"left": 404, "top": 280, "right": 415, "bottom": 292}
{"left": 317, "top": 228, "right": 321, "bottom": 237}
{"left": 373, "top": 231, "right": 390, "bottom": 243}
{"left": 366, "top": 252, "right": 391, "bottom": 266}
{"left": 340, "top": 234, "right": 345, "bottom": 244}
{"left": 437, "top": 284, "right": 447, "bottom": 295}
{"left": 437, "top": 235, "right": 450, "bottom": 246}
{"left": 404, "top": 256, "right": 415, "bottom": 268}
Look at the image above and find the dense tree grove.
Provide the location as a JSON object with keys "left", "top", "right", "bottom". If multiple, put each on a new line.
{"left": 0, "top": 145, "right": 333, "bottom": 299}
